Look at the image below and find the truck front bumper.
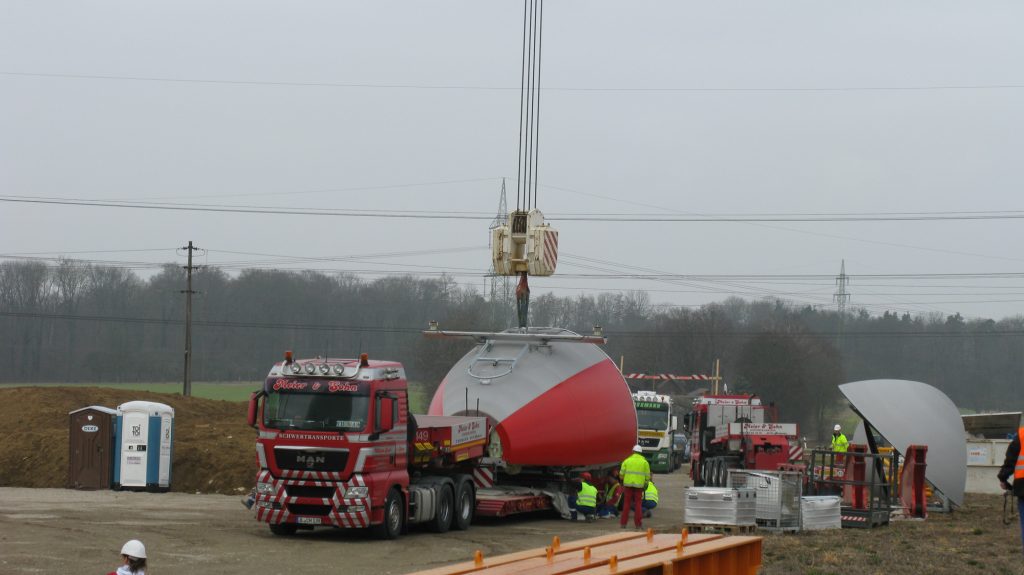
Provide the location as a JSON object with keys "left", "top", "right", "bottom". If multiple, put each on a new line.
{"left": 253, "top": 470, "right": 371, "bottom": 528}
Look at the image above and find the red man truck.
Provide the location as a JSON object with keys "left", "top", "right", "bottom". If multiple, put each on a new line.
{"left": 247, "top": 329, "right": 637, "bottom": 539}
{"left": 248, "top": 352, "right": 494, "bottom": 538}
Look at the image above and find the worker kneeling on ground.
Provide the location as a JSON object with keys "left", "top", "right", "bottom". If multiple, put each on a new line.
{"left": 642, "top": 479, "right": 658, "bottom": 518}
{"left": 598, "top": 469, "right": 623, "bottom": 518}
{"left": 569, "top": 472, "right": 598, "bottom": 522}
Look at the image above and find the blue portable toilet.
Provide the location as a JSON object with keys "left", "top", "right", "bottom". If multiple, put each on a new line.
{"left": 114, "top": 401, "right": 174, "bottom": 491}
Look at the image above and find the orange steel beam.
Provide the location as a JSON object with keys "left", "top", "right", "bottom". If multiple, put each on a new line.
{"left": 459, "top": 533, "right": 719, "bottom": 575}
{"left": 410, "top": 532, "right": 655, "bottom": 575}
{"left": 407, "top": 530, "right": 760, "bottom": 575}
{"left": 572, "top": 536, "right": 763, "bottom": 575}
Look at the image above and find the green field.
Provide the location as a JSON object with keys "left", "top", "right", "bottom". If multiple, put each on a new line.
{"left": 0, "top": 381, "right": 434, "bottom": 410}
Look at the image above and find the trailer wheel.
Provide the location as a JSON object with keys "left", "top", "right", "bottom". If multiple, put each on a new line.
{"left": 453, "top": 479, "right": 475, "bottom": 531}
{"left": 269, "top": 523, "right": 297, "bottom": 536}
{"left": 428, "top": 484, "right": 455, "bottom": 533}
{"left": 710, "top": 457, "right": 724, "bottom": 487}
{"left": 372, "top": 488, "right": 404, "bottom": 540}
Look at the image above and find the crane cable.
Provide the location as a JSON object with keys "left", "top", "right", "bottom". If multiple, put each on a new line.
{"left": 515, "top": 0, "right": 544, "bottom": 213}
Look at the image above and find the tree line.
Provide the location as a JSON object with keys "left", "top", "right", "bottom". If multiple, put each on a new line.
{"left": 2, "top": 260, "right": 1021, "bottom": 438}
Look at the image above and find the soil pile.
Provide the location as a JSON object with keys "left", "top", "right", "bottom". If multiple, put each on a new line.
{"left": 0, "top": 386, "right": 254, "bottom": 495}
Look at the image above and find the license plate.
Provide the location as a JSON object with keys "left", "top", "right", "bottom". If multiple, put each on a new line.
{"left": 296, "top": 517, "right": 322, "bottom": 525}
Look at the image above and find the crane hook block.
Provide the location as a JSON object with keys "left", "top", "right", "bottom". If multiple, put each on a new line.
{"left": 491, "top": 209, "right": 558, "bottom": 277}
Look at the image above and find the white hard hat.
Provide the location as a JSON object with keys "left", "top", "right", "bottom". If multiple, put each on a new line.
{"left": 632, "top": 444, "right": 643, "bottom": 453}
{"left": 121, "top": 539, "right": 147, "bottom": 559}
{"left": 833, "top": 424, "right": 842, "bottom": 432}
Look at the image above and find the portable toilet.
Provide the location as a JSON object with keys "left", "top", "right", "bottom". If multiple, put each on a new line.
{"left": 114, "top": 401, "right": 174, "bottom": 491}
{"left": 68, "top": 405, "right": 117, "bottom": 489}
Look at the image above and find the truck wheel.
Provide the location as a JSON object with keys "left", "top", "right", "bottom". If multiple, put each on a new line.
{"left": 710, "top": 457, "right": 724, "bottom": 487}
{"left": 372, "top": 488, "right": 404, "bottom": 540}
{"left": 269, "top": 523, "right": 297, "bottom": 536}
{"left": 453, "top": 479, "right": 474, "bottom": 531}
{"left": 428, "top": 484, "right": 454, "bottom": 533}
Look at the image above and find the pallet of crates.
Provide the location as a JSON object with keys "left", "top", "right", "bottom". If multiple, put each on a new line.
{"left": 727, "top": 469, "right": 802, "bottom": 533}
{"left": 682, "top": 486, "right": 758, "bottom": 534}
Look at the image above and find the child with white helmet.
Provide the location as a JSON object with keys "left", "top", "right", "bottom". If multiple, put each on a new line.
{"left": 109, "top": 539, "right": 147, "bottom": 575}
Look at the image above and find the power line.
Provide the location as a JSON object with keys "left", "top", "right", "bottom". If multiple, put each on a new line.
{"left": 7, "top": 195, "right": 1024, "bottom": 223}
{"left": 4, "top": 310, "right": 1022, "bottom": 339}
{"left": 4, "top": 71, "right": 1024, "bottom": 93}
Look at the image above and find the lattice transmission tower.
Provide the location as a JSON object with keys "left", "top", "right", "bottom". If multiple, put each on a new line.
{"left": 487, "top": 179, "right": 513, "bottom": 327}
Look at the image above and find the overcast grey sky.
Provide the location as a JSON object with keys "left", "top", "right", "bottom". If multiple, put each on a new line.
{"left": 2, "top": 1, "right": 1022, "bottom": 320}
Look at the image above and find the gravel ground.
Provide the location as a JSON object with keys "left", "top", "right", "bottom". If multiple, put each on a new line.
{"left": 2, "top": 463, "right": 1022, "bottom": 575}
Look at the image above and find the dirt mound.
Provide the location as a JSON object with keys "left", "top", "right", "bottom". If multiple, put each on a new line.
{"left": 0, "top": 386, "right": 254, "bottom": 495}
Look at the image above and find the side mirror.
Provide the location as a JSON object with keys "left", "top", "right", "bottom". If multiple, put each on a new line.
{"left": 247, "top": 391, "right": 262, "bottom": 428}
{"left": 671, "top": 415, "right": 678, "bottom": 430}
{"left": 379, "top": 396, "right": 395, "bottom": 433}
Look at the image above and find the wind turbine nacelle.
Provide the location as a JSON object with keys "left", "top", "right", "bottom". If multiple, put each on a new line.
{"left": 491, "top": 209, "right": 558, "bottom": 277}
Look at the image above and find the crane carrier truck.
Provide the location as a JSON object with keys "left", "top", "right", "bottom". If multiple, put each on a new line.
{"left": 686, "top": 393, "right": 803, "bottom": 487}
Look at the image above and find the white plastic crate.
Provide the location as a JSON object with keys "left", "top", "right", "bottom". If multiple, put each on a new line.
{"left": 800, "top": 496, "right": 842, "bottom": 530}
{"left": 683, "top": 487, "right": 756, "bottom": 526}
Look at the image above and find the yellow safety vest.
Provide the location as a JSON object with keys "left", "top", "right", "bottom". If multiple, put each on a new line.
{"left": 1016, "top": 427, "right": 1024, "bottom": 481}
{"left": 620, "top": 453, "right": 651, "bottom": 488}
{"left": 831, "top": 433, "right": 849, "bottom": 453}
{"left": 644, "top": 482, "right": 659, "bottom": 504}
{"left": 604, "top": 482, "right": 622, "bottom": 505}
{"left": 577, "top": 482, "right": 598, "bottom": 508}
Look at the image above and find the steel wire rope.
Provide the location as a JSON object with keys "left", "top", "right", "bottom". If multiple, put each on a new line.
{"left": 514, "top": 0, "right": 529, "bottom": 212}
{"left": 523, "top": 0, "right": 539, "bottom": 211}
{"left": 532, "top": 0, "right": 544, "bottom": 209}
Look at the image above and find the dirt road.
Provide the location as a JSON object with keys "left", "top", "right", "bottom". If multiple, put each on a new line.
{"left": 0, "top": 470, "right": 690, "bottom": 575}
{"left": 3, "top": 468, "right": 1022, "bottom": 575}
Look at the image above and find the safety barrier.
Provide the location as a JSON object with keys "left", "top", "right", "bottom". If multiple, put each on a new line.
{"left": 407, "top": 529, "right": 762, "bottom": 575}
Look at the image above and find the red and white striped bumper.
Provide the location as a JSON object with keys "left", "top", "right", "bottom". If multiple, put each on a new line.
{"left": 253, "top": 470, "right": 371, "bottom": 529}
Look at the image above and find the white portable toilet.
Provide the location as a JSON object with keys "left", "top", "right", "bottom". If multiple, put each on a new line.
{"left": 114, "top": 401, "right": 174, "bottom": 491}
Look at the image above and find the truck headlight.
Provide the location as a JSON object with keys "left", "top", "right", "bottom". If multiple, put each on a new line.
{"left": 344, "top": 486, "right": 369, "bottom": 499}
{"left": 657, "top": 453, "right": 668, "bottom": 460}
{"left": 256, "top": 482, "right": 276, "bottom": 495}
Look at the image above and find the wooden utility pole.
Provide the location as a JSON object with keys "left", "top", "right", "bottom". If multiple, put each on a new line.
{"left": 181, "top": 241, "right": 199, "bottom": 396}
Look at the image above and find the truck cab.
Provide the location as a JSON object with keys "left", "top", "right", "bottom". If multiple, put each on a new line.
{"left": 632, "top": 390, "right": 679, "bottom": 473}
{"left": 248, "top": 353, "right": 412, "bottom": 536}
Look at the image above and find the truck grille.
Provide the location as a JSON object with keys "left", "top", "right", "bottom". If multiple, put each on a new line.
{"left": 287, "top": 503, "right": 332, "bottom": 516}
{"left": 638, "top": 437, "right": 660, "bottom": 448}
{"left": 286, "top": 485, "right": 337, "bottom": 499}
{"left": 274, "top": 448, "right": 348, "bottom": 472}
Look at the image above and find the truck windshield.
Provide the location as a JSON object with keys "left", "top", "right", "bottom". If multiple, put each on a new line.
{"left": 263, "top": 392, "right": 370, "bottom": 432}
{"left": 636, "top": 408, "right": 669, "bottom": 430}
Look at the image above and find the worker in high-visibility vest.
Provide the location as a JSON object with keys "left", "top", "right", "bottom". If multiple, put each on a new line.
{"left": 619, "top": 445, "right": 651, "bottom": 529}
{"left": 642, "top": 480, "right": 659, "bottom": 518}
{"left": 597, "top": 470, "right": 623, "bottom": 518}
{"left": 998, "top": 427, "right": 1024, "bottom": 556}
{"left": 569, "top": 472, "right": 598, "bottom": 522}
{"left": 831, "top": 424, "right": 849, "bottom": 453}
